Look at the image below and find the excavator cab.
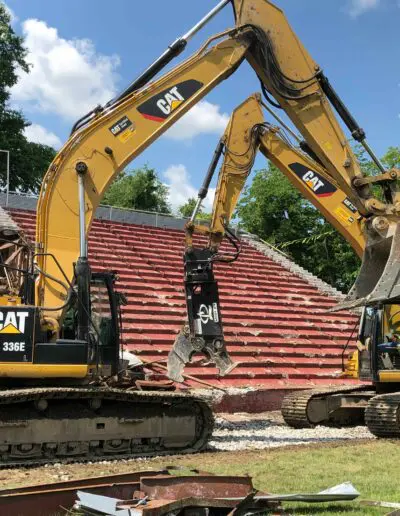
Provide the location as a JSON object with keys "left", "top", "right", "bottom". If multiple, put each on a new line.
{"left": 0, "top": 224, "right": 122, "bottom": 381}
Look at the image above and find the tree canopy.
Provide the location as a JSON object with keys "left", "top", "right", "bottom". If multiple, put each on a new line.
{"left": 178, "top": 197, "right": 211, "bottom": 220}
{"left": 103, "top": 165, "right": 171, "bottom": 213}
{"left": 236, "top": 146, "right": 400, "bottom": 291}
{"left": 0, "top": 4, "right": 56, "bottom": 192}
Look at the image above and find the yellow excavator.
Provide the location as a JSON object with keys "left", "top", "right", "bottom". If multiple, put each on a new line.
{"left": 168, "top": 90, "right": 400, "bottom": 435}
{"left": 0, "top": 0, "right": 397, "bottom": 465}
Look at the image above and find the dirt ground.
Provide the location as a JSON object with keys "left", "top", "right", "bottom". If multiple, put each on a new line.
{"left": 0, "top": 411, "right": 373, "bottom": 490}
{"left": 0, "top": 438, "right": 371, "bottom": 491}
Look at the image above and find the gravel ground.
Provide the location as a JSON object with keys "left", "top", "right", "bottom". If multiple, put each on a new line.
{"left": 208, "top": 411, "right": 374, "bottom": 451}
{"left": 0, "top": 412, "right": 375, "bottom": 488}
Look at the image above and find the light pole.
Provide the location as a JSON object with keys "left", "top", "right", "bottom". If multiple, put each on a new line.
{"left": 0, "top": 150, "right": 10, "bottom": 206}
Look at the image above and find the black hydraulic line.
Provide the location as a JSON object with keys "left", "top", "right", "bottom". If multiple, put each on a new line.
{"left": 107, "top": 39, "right": 188, "bottom": 108}
{"left": 213, "top": 225, "right": 242, "bottom": 263}
{"left": 199, "top": 140, "right": 224, "bottom": 200}
{"left": 70, "top": 105, "right": 103, "bottom": 135}
{"left": 260, "top": 81, "right": 282, "bottom": 109}
{"left": 316, "top": 70, "right": 365, "bottom": 142}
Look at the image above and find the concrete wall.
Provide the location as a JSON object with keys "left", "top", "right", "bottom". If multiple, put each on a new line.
{"left": 0, "top": 192, "right": 193, "bottom": 230}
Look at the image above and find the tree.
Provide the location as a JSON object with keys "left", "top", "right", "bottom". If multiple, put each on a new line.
{"left": 178, "top": 197, "right": 211, "bottom": 220}
{"left": 236, "top": 146, "right": 400, "bottom": 291}
{"left": 103, "top": 165, "right": 171, "bottom": 213}
{"left": 236, "top": 163, "right": 360, "bottom": 291}
{"left": 0, "top": 4, "right": 56, "bottom": 192}
{"left": 381, "top": 146, "right": 400, "bottom": 169}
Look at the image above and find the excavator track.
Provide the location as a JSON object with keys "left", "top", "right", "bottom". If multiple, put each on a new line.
{"left": 0, "top": 387, "right": 214, "bottom": 467}
{"left": 281, "top": 385, "right": 372, "bottom": 429}
{"left": 365, "top": 392, "right": 400, "bottom": 438}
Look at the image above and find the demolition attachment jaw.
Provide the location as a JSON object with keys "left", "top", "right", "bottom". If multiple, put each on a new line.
{"left": 167, "top": 248, "right": 235, "bottom": 383}
{"left": 168, "top": 324, "right": 235, "bottom": 383}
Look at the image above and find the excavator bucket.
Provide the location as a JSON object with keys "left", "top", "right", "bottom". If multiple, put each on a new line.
{"left": 333, "top": 220, "right": 400, "bottom": 311}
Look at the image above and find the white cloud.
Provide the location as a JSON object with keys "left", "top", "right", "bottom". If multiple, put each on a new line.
{"left": 11, "top": 19, "right": 120, "bottom": 120}
{"left": 346, "top": 0, "right": 381, "bottom": 17}
{"left": 2, "top": 2, "right": 18, "bottom": 23}
{"left": 164, "top": 101, "right": 229, "bottom": 140}
{"left": 163, "top": 164, "right": 215, "bottom": 213}
{"left": 24, "top": 123, "right": 62, "bottom": 149}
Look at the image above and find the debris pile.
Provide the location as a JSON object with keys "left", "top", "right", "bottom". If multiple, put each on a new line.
{"left": 73, "top": 478, "right": 360, "bottom": 515}
{"left": 209, "top": 411, "right": 373, "bottom": 451}
{"left": 0, "top": 467, "right": 361, "bottom": 515}
{"left": 71, "top": 470, "right": 281, "bottom": 515}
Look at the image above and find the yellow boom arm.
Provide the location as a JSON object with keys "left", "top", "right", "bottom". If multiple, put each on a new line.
{"left": 35, "top": 28, "right": 253, "bottom": 318}
{"left": 206, "top": 94, "right": 365, "bottom": 257}
{"left": 35, "top": 0, "right": 398, "bottom": 346}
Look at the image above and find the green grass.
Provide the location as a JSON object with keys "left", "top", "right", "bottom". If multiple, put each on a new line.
{"left": 143, "top": 440, "right": 400, "bottom": 515}
{"left": 7, "top": 440, "right": 400, "bottom": 515}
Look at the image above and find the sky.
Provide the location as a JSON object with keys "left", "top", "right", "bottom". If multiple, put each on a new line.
{"left": 3, "top": 0, "right": 400, "bottom": 213}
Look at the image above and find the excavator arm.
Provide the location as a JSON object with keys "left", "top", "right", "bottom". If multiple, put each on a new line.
{"left": 33, "top": 0, "right": 398, "bottom": 372}
{"left": 35, "top": 26, "right": 254, "bottom": 330}
{"left": 231, "top": 0, "right": 400, "bottom": 311}
{"left": 168, "top": 94, "right": 367, "bottom": 381}
{"left": 205, "top": 94, "right": 365, "bottom": 256}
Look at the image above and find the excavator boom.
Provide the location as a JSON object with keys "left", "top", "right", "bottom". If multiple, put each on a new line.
{"left": 231, "top": 0, "right": 400, "bottom": 311}
{"left": 168, "top": 94, "right": 366, "bottom": 381}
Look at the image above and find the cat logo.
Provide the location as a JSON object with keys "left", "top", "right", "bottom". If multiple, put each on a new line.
{"left": 109, "top": 116, "right": 135, "bottom": 143}
{"left": 0, "top": 311, "right": 28, "bottom": 334}
{"left": 156, "top": 87, "right": 185, "bottom": 115}
{"left": 302, "top": 171, "right": 325, "bottom": 193}
{"left": 289, "top": 162, "right": 337, "bottom": 198}
{"left": 138, "top": 80, "right": 203, "bottom": 122}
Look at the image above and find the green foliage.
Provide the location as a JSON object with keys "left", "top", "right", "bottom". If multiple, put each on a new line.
{"left": 353, "top": 144, "right": 378, "bottom": 177}
{"left": 381, "top": 146, "right": 400, "bottom": 169}
{"left": 103, "top": 165, "right": 171, "bottom": 213}
{"left": 236, "top": 164, "right": 360, "bottom": 291}
{"left": 0, "top": 4, "right": 56, "bottom": 192}
{"left": 0, "top": 3, "right": 29, "bottom": 96}
{"left": 237, "top": 146, "right": 400, "bottom": 291}
{"left": 178, "top": 197, "right": 211, "bottom": 220}
{"left": 354, "top": 145, "right": 400, "bottom": 174}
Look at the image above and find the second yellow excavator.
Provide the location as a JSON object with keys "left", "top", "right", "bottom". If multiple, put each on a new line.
{"left": 168, "top": 91, "right": 400, "bottom": 437}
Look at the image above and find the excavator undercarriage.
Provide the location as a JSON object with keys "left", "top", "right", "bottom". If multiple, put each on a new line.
{"left": 0, "top": 388, "right": 213, "bottom": 467}
{"left": 282, "top": 386, "right": 400, "bottom": 439}
{"left": 0, "top": 206, "right": 214, "bottom": 466}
